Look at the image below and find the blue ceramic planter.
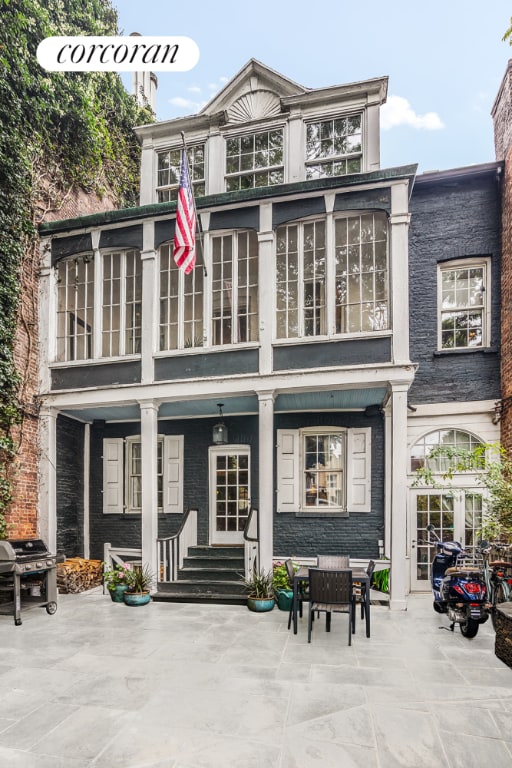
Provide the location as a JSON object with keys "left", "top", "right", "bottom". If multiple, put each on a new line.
{"left": 275, "top": 589, "right": 294, "bottom": 611}
{"left": 123, "top": 591, "right": 151, "bottom": 606}
{"left": 247, "top": 596, "right": 275, "bottom": 612}
{"left": 109, "top": 585, "right": 129, "bottom": 603}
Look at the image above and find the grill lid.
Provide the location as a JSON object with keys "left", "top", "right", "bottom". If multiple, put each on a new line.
{"left": 0, "top": 539, "right": 51, "bottom": 562}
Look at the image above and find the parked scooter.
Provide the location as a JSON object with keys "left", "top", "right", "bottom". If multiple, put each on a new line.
{"left": 423, "top": 523, "right": 489, "bottom": 638}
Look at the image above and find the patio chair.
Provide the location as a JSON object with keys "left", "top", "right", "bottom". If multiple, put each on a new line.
{"left": 285, "top": 559, "right": 308, "bottom": 630}
{"left": 317, "top": 554, "right": 349, "bottom": 569}
{"left": 353, "top": 559, "right": 375, "bottom": 619}
{"left": 307, "top": 568, "right": 355, "bottom": 645}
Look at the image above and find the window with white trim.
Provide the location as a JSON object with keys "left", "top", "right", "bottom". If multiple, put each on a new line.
{"left": 102, "top": 250, "right": 142, "bottom": 357}
{"left": 211, "top": 230, "right": 259, "bottom": 345}
{"left": 225, "top": 129, "right": 284, "bottom": 192}
{"left": 159, "top": 243, "right": 204, "bottom": 350}
{"left": 306, "top": 115, "right": 362, "bottom": 179}
{"left": 410, "top": 429, "right": 484, "bottom": 474}
{"left": 103, "top": 435, "right": 183, "bottom": 514}
{"left": 157, "top": 143, "right": 205, "bottom": 202}
{"left": 277, "top": 427, "right": 371, "bottom": 514}
{"left": 438, "top": 259, "right": 490, "bottom": 349}
{"left": 56, "top": 254, "right": 94, "bottom": 362}
{"left": 276, "top": 212, "right": 388, "bottom": 339}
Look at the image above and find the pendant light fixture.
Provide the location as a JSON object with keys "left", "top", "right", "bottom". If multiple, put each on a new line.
{"left": 212, "top": 402, "right": 228, "bottom": 444}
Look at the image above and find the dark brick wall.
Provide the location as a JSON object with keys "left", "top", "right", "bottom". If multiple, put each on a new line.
{"left": 88, "top": 415, "right": 259, "bottom": 560}
{"left": 408, "top": 172, "right": 501, "bottom": 404}
{"left": 273, "top": 412, "right": 383, "bottom": 559}
{"left": 56, "top": 415, "right": 84, "bottom": 557}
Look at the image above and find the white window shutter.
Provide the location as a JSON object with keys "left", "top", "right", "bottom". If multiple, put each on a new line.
{"left": 103, "top": 438, "right": 124, "bottom": 514}
{"left": 163, "top": 435, "right": 184, "bottom": 514}
{"left": 346, "top": 427, "right": 371, "bottom": 512}
{"left": 277, "top": 429, "right": 300, "bottom": 512}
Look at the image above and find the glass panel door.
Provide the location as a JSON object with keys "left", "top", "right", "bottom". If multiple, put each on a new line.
{"left": 410, "top": 489, "right": 482, "bottom": 591}
{"left": 209, "top": 447, "right": 250, "bottom": 544}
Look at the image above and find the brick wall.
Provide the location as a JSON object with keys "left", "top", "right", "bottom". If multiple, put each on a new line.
{"left": 493, "top": 61, "right": 512, "bottom": 451}
{"left": 6, "top": 188, "right": 116, "bottom": 540}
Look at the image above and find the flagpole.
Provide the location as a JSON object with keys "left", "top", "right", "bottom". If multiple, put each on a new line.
{"left": 180, "top": 131, "right": 207, "bottom": 277}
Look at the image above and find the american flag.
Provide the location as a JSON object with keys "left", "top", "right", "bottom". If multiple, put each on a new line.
{"left": 173, "top": 149, "right": 196, "bottom": 274}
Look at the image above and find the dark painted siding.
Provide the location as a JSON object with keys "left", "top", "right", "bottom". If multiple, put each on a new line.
{"left": 51, "top": 360, "right": 141, "bottom": 390}
{"left": 56, "top": 416, "right": 84, "bottom": 557}
{"left": 273, "top": 337, "right": 391, "bottom": 371}
{"left": 51, "top": 234, "right": 92, "bottom": 266}
{"left": 273, "top": 412, "right": 383, "bottom": 559}
{"left": 409, "top": 174, "right": 501, "bottom": 403}
{"left": 155, "top": 349, "right": 259, "bottom": 380}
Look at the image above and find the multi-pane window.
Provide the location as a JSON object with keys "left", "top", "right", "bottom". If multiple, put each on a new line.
{"left": 306, "top": 116, "right": 362, "bottom": 179}
{"left": 225, "top": 129, "right": 284, "bottom": 192}
{"left": 303, "top": 431, "right": 344, "bottom": 509}
{"left": 410, "top": 429, "right": 483, "bottom": 473}
{"left": 102, "top": 250, "right": 142, "bottom": 357}
{"left": 159, "top": 244, "right": 204, "bottom": 350}
{"left": 215, "top": 452, "right": 250, "bottom": 532}
{"left": 157, "top": 144, "right": 205, "bottom": 202}
{"left": 127, "top": 439, "right": 163, "bottom": 512}
{"left": 211, "top": 230, "right": 258, "bottom": 345}
{"left": 439, "top": 260, "right": 489, "bottom": 349}
{"left": 276, "top": 220, "right": 326, "bottom": 338}
{"left": 335, "top": 212, "right": 388, "bottom": 333}
{"left": 56, "top": 255, "right": 94, "bottom": 361}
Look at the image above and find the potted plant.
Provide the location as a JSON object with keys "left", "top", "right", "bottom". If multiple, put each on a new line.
{"left": 272, "top": 561, "right": 294, "bottom": 611}
{"left": 244, "top": 564, "right": 275, "bottom": 612}
{"left": 123, "top": 564, "right": 155, "bottom": 606}
{"left": 103, "top": 562, "right": 135, "bottom": 602}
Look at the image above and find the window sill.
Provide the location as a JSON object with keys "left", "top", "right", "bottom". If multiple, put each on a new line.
{"left": 273, "top": 331, "right": 391, "bottom": 346}
{"left": 294, "top": 510, "right": 349, "bottom": 518}
{"left": 433, "top": 346, "right": 498, "bottom": 357}
{"left": 154, "top": 342, "right": 260, "bottom": 357}
{"left": 50, "top": 355, "right": 141, "bottom": 368}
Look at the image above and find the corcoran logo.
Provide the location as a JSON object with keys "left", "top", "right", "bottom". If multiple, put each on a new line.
{"left": 37, "top": 36, "right": 199, "bottom": 72}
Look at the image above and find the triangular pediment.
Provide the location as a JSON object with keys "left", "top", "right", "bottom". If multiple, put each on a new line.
{"left": 199, "top": 59, "right": 308, "bottom": 122}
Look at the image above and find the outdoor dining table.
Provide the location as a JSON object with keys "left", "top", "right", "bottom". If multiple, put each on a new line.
{"left": 292, "top": 565, "right": 371, "bottom": 638}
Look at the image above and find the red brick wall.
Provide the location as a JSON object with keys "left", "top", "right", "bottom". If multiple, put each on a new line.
{"left": 6, "top": 187, "right": 116, "bottom": 539}
{"left": 501, "top": 142, "right": 512, "bottom": 452}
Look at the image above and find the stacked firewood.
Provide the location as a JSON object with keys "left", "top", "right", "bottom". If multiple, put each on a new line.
{"left": 57, "top": 558, "right": 103, "bottom": 593}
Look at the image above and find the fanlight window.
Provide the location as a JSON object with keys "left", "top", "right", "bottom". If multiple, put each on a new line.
{"left": 410, "top": 429, "right": 483, "bottom": 473}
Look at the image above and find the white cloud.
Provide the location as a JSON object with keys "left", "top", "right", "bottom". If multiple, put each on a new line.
{"left": 168, "top": 96, "right": 198, "bottom": 109}
{"left": 381, "top": 95, "right": 444, "bottom": 131}
{"left": 187, "top": 85, "right": 202, "bottom": 94}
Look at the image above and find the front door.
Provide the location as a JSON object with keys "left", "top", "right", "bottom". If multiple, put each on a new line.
{"left": 410, "top": 488, "right": 483, "bottom": 591}
{"left": 209, "top": 446, "right": 250, "bottom": 545}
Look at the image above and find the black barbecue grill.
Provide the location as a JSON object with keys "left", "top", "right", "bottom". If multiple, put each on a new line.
{"left": 0, "top": 538, "right": 58, "bottom": 625}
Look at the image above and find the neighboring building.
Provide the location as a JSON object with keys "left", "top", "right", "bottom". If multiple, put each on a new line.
{"left": 37, "top": 59, "right": 502, "bottom": 608}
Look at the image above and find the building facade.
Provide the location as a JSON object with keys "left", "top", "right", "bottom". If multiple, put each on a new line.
{"left": 37, "top": 60, "right": 502, "bottom": 608}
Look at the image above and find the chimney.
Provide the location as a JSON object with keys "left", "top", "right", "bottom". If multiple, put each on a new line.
{"left": 491, "top": 59, "right": 512, "bottom": 161}
{"left": 130, "top": 33, "right": 157, "bottom": 114}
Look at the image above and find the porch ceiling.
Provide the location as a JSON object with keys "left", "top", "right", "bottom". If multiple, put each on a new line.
{"left": 60, "top": 387, "right": 387, "bottom": 424}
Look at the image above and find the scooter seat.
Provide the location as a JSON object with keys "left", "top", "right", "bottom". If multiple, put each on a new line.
{"left": 489, "top": 561, "right": 512, "bottom": 568}
{"left": 444, "top": 567, "right": 480, "bottom": 576}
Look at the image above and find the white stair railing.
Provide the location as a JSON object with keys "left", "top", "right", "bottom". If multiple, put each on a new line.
{"left": 157, "top": 508, "right": 198, "bottom": 583}
{"left": 243, "top": 507, "right": 259, "bottom": 579}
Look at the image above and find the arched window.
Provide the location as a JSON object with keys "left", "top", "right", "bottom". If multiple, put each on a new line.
{"left": 410, "top": 429, "right": 483, "bottom": 474}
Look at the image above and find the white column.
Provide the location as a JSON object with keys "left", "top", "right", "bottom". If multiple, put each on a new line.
{"left": 39, "top": 406, "right": 57, "bottom": 552}
{"left": 38, "top": 238, "right": 54, "bottom": 391}
{"left": 139, "top": 400, "right": 159, "bottom": 582}
{"left": 257, "top": 390, "right": 275, "bottom": 571}
{"left": 141, "top": 220, "right": 157, "bottom": 385}
{"left": 389, "top": 384, "right": 409, "bottom": 610}
{"left": 258, "top": 202, "right": 273, "bottom": 376}
{"left": 390, "top": 182, "right": 411, "bottom": 365}
{"left": 83, "top": 423, "right": 90, "bottom": 559}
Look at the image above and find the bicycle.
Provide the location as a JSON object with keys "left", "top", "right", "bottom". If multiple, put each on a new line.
{"left": 480, "top": 541, "right": 512, "bottom": 629}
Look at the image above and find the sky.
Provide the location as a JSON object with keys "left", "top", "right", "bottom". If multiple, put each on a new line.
{"left": 115, "top": 1, "right": 512, "bottom": 174}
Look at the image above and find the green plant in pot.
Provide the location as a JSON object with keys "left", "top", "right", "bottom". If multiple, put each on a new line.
{"left": 103, "top": 562, "right": 135, "bottom": 603}
{"left": 123, "top": 564, "right": 155, "bottom": 606}
{"left": 272, "top": 561, "right": 295, "bottom": 611}
{"left": 244, "top": 564, "right": 275, "bottom": 612}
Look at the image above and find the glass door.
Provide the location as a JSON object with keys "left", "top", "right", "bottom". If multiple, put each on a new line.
{"left": 410, "top": 489, "right": 482, "bottom": 591}
{"left": 209, "top": 447, "right": 250, "bottom": 545}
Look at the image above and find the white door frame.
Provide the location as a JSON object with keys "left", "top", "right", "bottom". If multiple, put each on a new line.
{"left": 209, "top": 445, "right": 251, "bottom": 545}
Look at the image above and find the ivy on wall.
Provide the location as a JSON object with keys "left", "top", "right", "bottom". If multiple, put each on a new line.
{"left": 0, "top": 0, "right": 153, "bottom": 537}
